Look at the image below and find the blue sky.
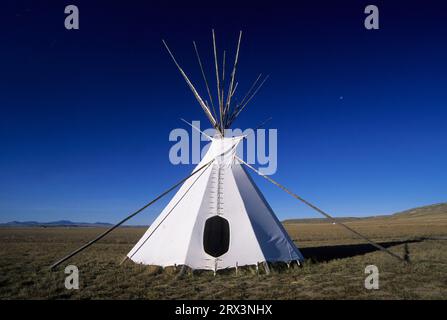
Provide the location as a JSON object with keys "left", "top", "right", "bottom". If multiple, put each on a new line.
{"left": 1, "top": 0, "right": 446, "bottom": 224}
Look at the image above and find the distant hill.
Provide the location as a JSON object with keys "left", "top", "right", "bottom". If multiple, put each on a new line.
{"left": 283, "top": 202, "right": 447, "bottom": 224}
{"left": 283, "top": 217, "right": 364, "bottom": 224}
{"left": 0, "top": 220, "right": 113, "bottom": 228}
{"left": 391, "top": 203, "right": 447, "bottom": 219}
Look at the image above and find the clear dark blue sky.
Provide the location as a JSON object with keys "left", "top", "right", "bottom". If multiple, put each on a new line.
{"left": 1, "top": 0, "right": 446, "bottom": 224}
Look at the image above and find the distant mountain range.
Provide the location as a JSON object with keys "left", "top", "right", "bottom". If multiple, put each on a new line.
{"left": 0, "top": 220, "right": 114, "bottom": 228}
{"left": 1, "top": 203, "right": 445, "bottom": 227}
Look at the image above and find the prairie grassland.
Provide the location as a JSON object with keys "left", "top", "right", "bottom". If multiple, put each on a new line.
{"left": 0, "top": 210, "right": 446, "bottom": 299}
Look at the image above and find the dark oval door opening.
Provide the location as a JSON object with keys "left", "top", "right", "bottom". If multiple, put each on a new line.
{"left": 203, "top": 215, "right": 230, "bottom": 257}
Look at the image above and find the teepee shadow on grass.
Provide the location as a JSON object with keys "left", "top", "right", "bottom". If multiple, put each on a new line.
{"left": 299, "top": 239, "right": 422, "bottom": 263}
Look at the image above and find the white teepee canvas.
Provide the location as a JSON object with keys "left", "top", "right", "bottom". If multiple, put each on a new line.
{"left": 127, "top": 137, "right": 303, "bottom": 270}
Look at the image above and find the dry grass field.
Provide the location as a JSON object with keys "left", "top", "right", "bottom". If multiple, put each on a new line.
{"left": 0, "top": 203, "right": 446, "bottom": 299}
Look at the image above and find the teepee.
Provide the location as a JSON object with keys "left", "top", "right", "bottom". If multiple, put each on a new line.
{"left": 128, "top": 136, "right": 303, "bottom": 270}
{"left": 128, "top": 31, "right": 303, "bottom": 271}
{"left": 50, "top": 30, "right": 406, "bottom": 272}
